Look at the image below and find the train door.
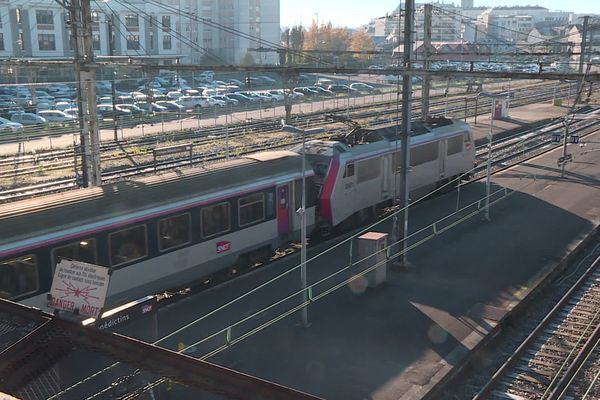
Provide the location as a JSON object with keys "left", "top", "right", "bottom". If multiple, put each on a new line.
{"left": 438, "top": 140, "right": 446, "bottom": 179}
{"left": 277, "top": 184, "right": 291, "bottom": 237}
{"left": 381, "top": 155, "right": 390, "bottom": 198}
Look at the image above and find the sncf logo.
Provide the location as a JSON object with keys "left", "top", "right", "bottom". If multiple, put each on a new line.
{"left": 141, "top": 304, "right": 153, "bottom": 314}
{"left": 216, "top": 241, "right": 231, "bottom": 254}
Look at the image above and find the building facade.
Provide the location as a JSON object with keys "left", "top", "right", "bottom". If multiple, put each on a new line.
{"left": 0, "top": 0, "right": 280, "bottom": 64}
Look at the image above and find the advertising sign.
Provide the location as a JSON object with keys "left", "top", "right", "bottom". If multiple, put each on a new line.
{"left": 48, "top": 259, "right": 111, "bottom": 318}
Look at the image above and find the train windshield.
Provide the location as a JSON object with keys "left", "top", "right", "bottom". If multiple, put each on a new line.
{"left": 311, "top": 162, "right": 330, "bottom": 179}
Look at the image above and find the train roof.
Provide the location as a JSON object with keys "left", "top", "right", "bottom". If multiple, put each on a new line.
{"left": 303, "top": 118, "right": 470, "bottom": 156}
{"left": 1, "top": 151, "right": 302, "bottom": 246}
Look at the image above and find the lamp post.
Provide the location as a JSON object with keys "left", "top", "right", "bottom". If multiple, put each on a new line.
{"left": 478, "top": 92, "right": 508, "bottom": 221}
{"left": 281, "top": 122, "right": 323, "bottom": 327}
{"left": 485, "top": 100, "right": 493, "bottom": 222}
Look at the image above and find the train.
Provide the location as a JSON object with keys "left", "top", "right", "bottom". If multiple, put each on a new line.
{"left": 0, "top": 117, "right": 475, "bottom": 310}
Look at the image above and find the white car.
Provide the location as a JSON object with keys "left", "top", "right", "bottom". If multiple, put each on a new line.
{"left": 0, "top": 117, "right": 23, "bottom": 132}
{"left": 37, "top": 110, "right": 76, "bottom": 123}
{"left": 55, "top": 101, "right": 75, "bottom": 111}
{"left": 205, "top": 97, "right": 226, "bottom": 107}
{"left": 176, "top": 95, "right": 209, "bottom": 109}
{"left": 11, "top": 112, "right": 47, "bottom": 125}
{"left": 63, "top": 108, "right": 80, "bottom": 120}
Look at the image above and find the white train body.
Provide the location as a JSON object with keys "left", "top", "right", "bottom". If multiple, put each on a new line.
{"left": 303, "top": 119, "right": 475, "bottom": 228}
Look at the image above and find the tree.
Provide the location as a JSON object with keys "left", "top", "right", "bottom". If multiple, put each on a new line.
{"left": 304, "top": 21, "right": 351, "bottom": 64}
{"left": 289, "top": 25, "right": 305, "bottom": 64}
{"left": 350, "top": 31, "right": 376, "bottom": 61}
{"left": 241, "top": 51, "right": 256, "bottom": 66}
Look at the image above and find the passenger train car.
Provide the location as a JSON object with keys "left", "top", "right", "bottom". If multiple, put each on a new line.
{"left": 0, "top": 117, "right": 474, "bottom": 310}
{"left": 0, "top": 151, "right": 316, "bottom": 309}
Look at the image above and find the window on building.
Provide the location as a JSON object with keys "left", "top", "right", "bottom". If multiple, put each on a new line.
{"left": 91, "top": 10, "right": 100, "bottom": 23}
{"left": 447, "top": 135, "right": 463, "bottom": 156}
{"left": 0, "top": 255, "right": 38, "bottom": 299}
{"left": 36, "top": 10, "right": 54, "bottom": 26}
{"left": 38, "top": 34, "right": 56, "bottom": 51}
{"left": 158, "top": 213, "right": 191, "bottom": 251}
{"left": 18, "top": 33, "right": 25, "bottom": 50}
{"left": 16, "top": 8, "right": 22, "bottom": 24}
{"left": 238, "top": 193, "right": 265, "bottom": 227}
{"left": 92, "top": 34, "right": 100, "bottom": 50}
{"left": 149, "top": 31, "right": 154, "bottom": 50}
{"left": 126, "top": 35, "right": 140, "bottom": 50}
{"left": 163, "top": 35, "right": 171, "bottom": 50}
{"left": 162, "top": 15, "right": 171, "bottom": 31}
{"left": 0, "top": 33, "right": 4, "bottom": 51}
{"left": 109, "top": 225, "right": 147, "bottom": 266}
{"left": 201, "top": 202, "right": 230, "bottom": 238}
{"left": 125, "top": 14, "right": 139, "bottom": 28}
{"left": 52, "top": 239, "right": 97, "bottom": 270}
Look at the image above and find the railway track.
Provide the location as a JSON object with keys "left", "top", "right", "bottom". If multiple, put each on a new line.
{"left": 0, "top": 83, "right": 578, "bottom": 201}
{"left": 473, "top": 253, "right": 600, "bottom": 400}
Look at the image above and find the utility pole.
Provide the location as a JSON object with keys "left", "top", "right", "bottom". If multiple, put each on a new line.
{"left": 108, "top": 18, "right": 118, "bottom": 142}
{"left": 579, "top": 16, "right": 590, "bottom": 74}
{"left": 397, "top": 0, "right": 414, "bottom": 267}
{"left": 421, "top": 4, "right": 432, "bottom": 120}
{"left": 68, "top": 0, "right": 101, "bottom": 186}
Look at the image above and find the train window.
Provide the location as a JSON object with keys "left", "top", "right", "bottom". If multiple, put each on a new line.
{"left": 266, "top": 191, "right": 275, "bottom": 219}
{"left": 158, "top": 213, "right": 192, "bottom": 252}
{"left": 344, "top": 163, "right": 355, "bottom": 178}
{"left": 0, "top": 255, "right": 38, "bottom": 299}
{"left": 239, "top": 193, "right": 265, "bottom": 227}
{"left": 447, "top": 136, "right": 463, "bottom": 155}
{"left": 463, "top": 132, "right": 472, "bottom": 143}
{"left": 411, "top": 142, "right": 439, "bottom": 166}
{"left": 357, "top": 158, "right": 380, "bottom": 183}
{"left": 52, "top": 239, "right": 97, "bottom": 271}
{"left": 201, "top": 202, "right": 230, "bottom": 238}
{"left": 109, "top": 225, "right": 148, "bottom": 267}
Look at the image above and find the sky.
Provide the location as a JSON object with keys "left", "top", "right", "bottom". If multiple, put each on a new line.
{"left": 280, "top": 1, "right": 600, "bottom": 28}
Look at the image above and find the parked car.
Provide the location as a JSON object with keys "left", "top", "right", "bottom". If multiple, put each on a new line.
{"left": 225, "top": 93, "right": 252, "bottom": 104}
{"left": 37, "top": 110, "right": 76, "bottom": 123}
{"left": 226, "top": 78, "right": 244, "bottom": 86}
{"left": 176, "top": 95, "right": 209, "bottom": 110}
{"left": 349, "top": 82, "right": 376, "bottom": 92}
{"left": 55, "top": 101, "right": 75, "bottom": 111}
{"left": 294, "top": 87, "right": 319, "bottom": 97}
{"left": 210, "top": 95, "right": 238, "bottom": 106}
{"left": 96, "top": 104, "right": 132, "bottom": 119}
{"left": 327, "top": 84, "right": 357, "bottom": 94}
{"left": 205, "top": 97, "right": 226, "bottom": 108}
{"left": 263, "top": 90, "right": 285, "bottom": 101}
{"left": 257, "top": 75, "right": 277, "bottom": 84}
{"left": 0, "top": 117, "right": 24, "bottom": 132}
{"left": 10, "top": 112, "right": 47, "bottom": 125}
{"left": 308, "top": 86, "right": 335, "bottom": 97}
{"left": 116, "top": 104, "right": 146, "bottom": 116}
{"left": 63, "top": 108, "right": 80, "bottom": 120}
{"left": 156, "top": 101, "right": 185, "bottom": 112}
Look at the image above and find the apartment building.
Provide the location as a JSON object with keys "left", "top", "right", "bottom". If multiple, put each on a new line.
{"left": 0, "top": 0, "right": 280, "bottom": 64}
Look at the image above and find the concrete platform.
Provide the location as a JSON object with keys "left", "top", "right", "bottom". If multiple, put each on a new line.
{"left": 113, "top": 113, "right": 600, "bottom": 398}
